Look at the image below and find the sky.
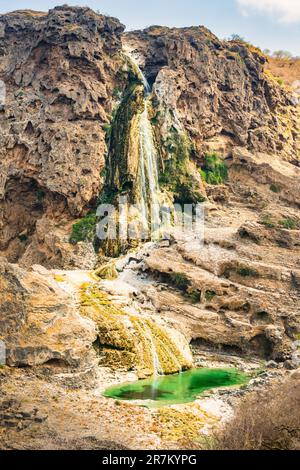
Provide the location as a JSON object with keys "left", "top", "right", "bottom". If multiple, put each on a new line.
{"left": 0, "top": 0, "right": 299, "bottom": 55}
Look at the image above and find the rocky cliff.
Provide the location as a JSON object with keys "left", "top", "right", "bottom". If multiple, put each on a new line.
{"left": 0, "top": 6, "right": 125, "bottom": 266}
{"left": 124, "top": 26, "right": 299, "bottom": 159}
{"left": 0, "top": 5, "right": 299, "bottom": 451}
{"left": 0, "top": 6, "right": 298, "bottom": 267}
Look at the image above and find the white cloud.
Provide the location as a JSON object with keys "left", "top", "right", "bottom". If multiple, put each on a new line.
{"left": 237, "top": 0, "right": 300, "bottom": 23}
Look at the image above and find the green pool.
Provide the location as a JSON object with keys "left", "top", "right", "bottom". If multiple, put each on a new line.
{"left": 103, "top": 368, "right": 249, "bottom": 406}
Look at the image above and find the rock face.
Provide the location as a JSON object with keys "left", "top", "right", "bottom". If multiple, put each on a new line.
{"left": 0, "top": 6, "right": 299, "bottom": 450}
{"left": 0, "top": 258, "right": 97, "bottom": 367}
{"left": 0, "top": 7, "right": 299, "bottom": 268}
{"left": 0, "top": 257, "right": 192, "bottom": 375}
{"left": 124, "top": 27, "right": 299, "bottom": 159}
{"left": 0, "top": 6, "right": 125, "bottom": 265}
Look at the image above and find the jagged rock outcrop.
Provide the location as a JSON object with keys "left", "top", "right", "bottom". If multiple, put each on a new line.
{"left": 124, "top": 26, "right": 299, "bottom": 160}
{"left": 0, "top": 6, "right": 125, "bottom": 265}
{"left": 0, "top": 258, "right": 97, "bottom": 367}
{"left": 0, "top": 7, "right": 298, "bottom": 268}
{"left": 139, "top": 224, "right": 299, "bottom": 362}
{"left": 0, "top": 257, "right": 192, "bottom": 375}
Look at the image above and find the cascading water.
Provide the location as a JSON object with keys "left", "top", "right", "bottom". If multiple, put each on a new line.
{"left": 141, "top": 319, "right": 163, "bottom": 377}
{"left": 138, "top": 101, "right": 162, "bottom": 235}
{"left": 124, "top": 53, "right": 162, "bottom": 238}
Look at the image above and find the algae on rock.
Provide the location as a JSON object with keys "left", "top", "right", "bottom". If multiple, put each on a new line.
{"left": 79, "top": 282, "right": 192, "bottom": 376}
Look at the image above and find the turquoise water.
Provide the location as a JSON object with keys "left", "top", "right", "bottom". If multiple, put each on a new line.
{"left": 103, "top": 368, "right": 249, "bottom": 406}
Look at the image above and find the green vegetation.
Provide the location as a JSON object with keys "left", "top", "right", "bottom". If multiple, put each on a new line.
{"left": 112, "top": 86, "right": 122, "bottom": 100}
{"left": 260, "top": 214, "right": 298, "bottom": 231}
{"left": 18, "top": 234, "right": 28, "bottom": 242}
{"left": 185, "top": 289, "right": 201, "bottom": 304}
{"left": 36, "top": 189, "right": 46, "bottom": 201}
{"left": 279, "top": 218, "right": 297, "bottom": 230}
{"left": 69, "top": 212, "right": 97, "bottom": 245}
{"left": 270, "top": 183, "right": 282, "bottom": 193}
{"left": 237, "top": 266, "right": 258, "bottom": 277}
{"left": 260, "top": 214, "right": 276, "bottom": 229}
{"left": 205, "top": 290, "right": 217, "bottom": 301}
{"left": 159, "top": 129, "right": 205, "bottom": 204}
{"left": 200, "top": 153, "right": 228, "bottom": 185}
{"left": 169, "top": 272, "right": 191, "bottom": 291}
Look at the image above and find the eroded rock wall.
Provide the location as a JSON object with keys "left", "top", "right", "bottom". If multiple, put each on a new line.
{"left": 124, "top": 27, "right": 299, "bottom": 160}
{"left": 0, "top": 6, "right": 125, "bottom": 265}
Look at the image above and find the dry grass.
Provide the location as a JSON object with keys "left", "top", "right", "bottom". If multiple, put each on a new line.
{"left": 210, "top": 373, "right": 300, "bottom": 450}
{"left": 266, "top": 58, "right": 300, "bottom": 87}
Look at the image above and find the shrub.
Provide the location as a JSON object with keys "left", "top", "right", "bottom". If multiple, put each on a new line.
{"left": 210, "top": 375, "right": 300, "bottom": 450}
{"left": 205, "top": 290, "right": 217, "bottom": 301}
{"left": 272, "top": 50, "right": 293, "bottom": 59}
{"left": 270, "top": 183, "right": 282, "bottom": 193}
{"left": 36, "top": 189, "right": 46, "bottom": 201}
{"left": 69, "top": 212, "right": 97, "bottom": 245}
{"left": 200, "top": 153, "right": 228, "bottom": 185}
{"left": 185, "top": 289, "right": 201, "bottom": 304}
{"left": 260, "top": 214, "right": 276, "bottom": 228}
{"left": 228, "top": 34, "right": 245, "bottom": 42}
{"left": 18, "top": 234, "right": 28, "bottom": 242}
{"left": 237, "top": 266, "right": 258, "bottom": 277}
{"left": 279, "top": 218, "right": 297, "bottom": 230}
{"left": 169, "top": 272, "right": 190, "bottom": 291}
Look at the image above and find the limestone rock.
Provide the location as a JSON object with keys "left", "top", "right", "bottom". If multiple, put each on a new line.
{"left": 0, "top": 257, "right": 97, "bottom": 367}
{"left": 0, "top": 6, "right": 125, "bottom": 265}
{"left": 124, "top": 27, "right": 298, "bottom": 159}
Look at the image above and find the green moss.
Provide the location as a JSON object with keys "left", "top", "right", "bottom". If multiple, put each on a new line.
{"left": 69, "top": 212, "right": 97, "bottom": 245}
{"left": 107, "top": 58, "right": 145, "bottom": 193}
{"left": 80, "top": 282, "right": 190, "bottom": 376}
{"left": 132, "top": 317, "right": 190, "bottom": 375}
{"left": 200, "top": 153, "right": 228, "bottom": 185}
{"left": 80, "top": 283, "right": 136, "bottom": 370}
{"left": 159, "top": 130, "right": 204, "bottom": 204}
{"left": 94, "top": 261, "right": 118, "bottom": 280}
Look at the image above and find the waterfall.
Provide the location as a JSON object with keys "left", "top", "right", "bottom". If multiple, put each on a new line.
{"left": 141, "top": 319, "right": 163, "bottom": 377}
{"left": 138, "top": 101, "right": 161, "bottom": 235}
{"left": 124, "top": 53, "right": 162, "bottom": 238}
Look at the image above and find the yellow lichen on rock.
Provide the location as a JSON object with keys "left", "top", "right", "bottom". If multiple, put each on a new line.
{"left": 153, "top": 406, "right": 220, "bottom": 447}
{"left": 79, "top": 282, "right": 192, "bottom": 376}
